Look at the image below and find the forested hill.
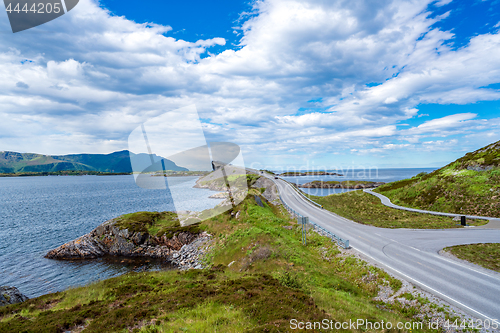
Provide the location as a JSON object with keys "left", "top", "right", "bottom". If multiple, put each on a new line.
{"left": 375, "top": 140, "right": 500, "bottom": 218}
{"left": 0, "top": 150, "right": 188, "bottom": 173}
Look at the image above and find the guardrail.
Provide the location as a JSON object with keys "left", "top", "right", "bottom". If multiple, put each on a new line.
{"left": 278, "top": 192, "right": 349, "bottom": 249}
{"left": 279, "top": 178, "right": 323, "bottom": 208}
{"left": 310, "top": 221, "right": 349, "bottom": 249}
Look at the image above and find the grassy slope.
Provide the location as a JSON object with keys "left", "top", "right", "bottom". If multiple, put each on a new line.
{"left": 444, "top": 243, "right": 500, "bottom": 273}
{"left": 375, "top": 140, "right": 500, "bottom": 218}
{"left": 308, "top": 191, "right": 487, "bottom": 229}
{"left": 114, "top": 211, "right": 201, "bottom": 238}
{"left": 1, "top": 195, "right": 441, "bottom": 332}
{"left": 0, "top": 152, "right": 94, "bottom": 173}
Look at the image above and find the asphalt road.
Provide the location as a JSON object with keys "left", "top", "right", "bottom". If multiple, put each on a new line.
{"left": 272, "top": 177, "right": 500, "bottom": 322}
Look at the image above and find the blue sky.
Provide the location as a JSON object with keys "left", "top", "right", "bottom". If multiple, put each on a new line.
{"left": 98, "top": 0, "right": 253, "bottom": 52}
{"left": 0, "top": 0, "right": 500, "bottom": 169}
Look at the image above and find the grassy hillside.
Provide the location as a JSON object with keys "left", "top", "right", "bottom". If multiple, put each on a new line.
{"left": 308, "top": 191, "right": 485, "bottom": 229}
{"left": 0, "top": 194, "right": 451, "bottom": 332}
{"left": 0, "top": 151, "right": 188, "bottom": 174}
{"left": 0, "top": 152, "right": 92, "bottom": 173}
{"left": 375, "top": 140, "right": 500, "bottom": 218}
{"left": 444, "top": 243, "right": 500, "bottom": 273}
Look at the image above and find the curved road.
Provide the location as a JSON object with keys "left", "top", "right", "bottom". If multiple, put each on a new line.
{"left": 272, "top": 177, "right": 500, "bottom": 322}
{"left": 365, "top": 189, "right": 500, "bottom": 229}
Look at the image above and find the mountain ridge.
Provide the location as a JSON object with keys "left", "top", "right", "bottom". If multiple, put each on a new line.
{"left": 0, "top": 150, "right": 188, "bottom": 173}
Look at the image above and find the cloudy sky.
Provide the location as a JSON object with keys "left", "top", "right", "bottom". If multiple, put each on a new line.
{"left": 1, "top": 0, "right": 500, "bottom": 169}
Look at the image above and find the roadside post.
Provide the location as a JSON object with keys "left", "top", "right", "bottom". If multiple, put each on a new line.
{"left": 300, "top": 216, "right": 309, "bottom": 246}
{"left": 461, "top": 216, "right": 466, "bottom": 226}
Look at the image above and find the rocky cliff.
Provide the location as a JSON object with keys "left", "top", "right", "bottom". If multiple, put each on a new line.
{"left": 45, "top": 212, "right": 201, "bottom": 260}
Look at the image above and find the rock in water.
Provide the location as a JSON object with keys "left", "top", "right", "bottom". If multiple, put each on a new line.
{"left": 45, "top": 216, "right": 199, "bottom": 260}
{"left": 0, "top": 286, "right": 28, "bottom": 306}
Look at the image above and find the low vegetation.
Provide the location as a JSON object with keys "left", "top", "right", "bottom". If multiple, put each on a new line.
{"left": 375, "top": 140, "right": 500, "bottom": 218}
{"left": 308, "top": 190, "right": 487, "bottom": 229}
{"left": 444, "top": 243, "right": 500, "bottom": 273}
{"left": 114, "top": 211, "right": 201, "bottom": 238}
{"left": 1, "top": 194, "right": 441, "bottom": 332}
{"left": 198, "top": 173, "right": 260, "bottom": 190}
{"left": 279, "top": 172, "right": 305, "bottom": 176}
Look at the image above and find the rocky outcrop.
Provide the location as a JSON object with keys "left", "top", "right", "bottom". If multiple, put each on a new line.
{"left": 0, "top": 286, "right": 28, "bottom": 307}
{"left": 45, "top": 218, "right": 199, "bottom": 260}
{"left": 466, "top": 165, "right": 493, "bottom": 172}
{"left": 170, "top": 232, "right": 213, "bottom": 270}
{"left": 299, "top": 181, "right": 385, "bottom": 189}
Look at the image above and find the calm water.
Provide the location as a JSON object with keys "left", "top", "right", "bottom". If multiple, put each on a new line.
{"left": 0, "top": 175, "right": 222, "bottom": 298}
{"left": 282, "top": 168, "right": 436, "bottom": 196}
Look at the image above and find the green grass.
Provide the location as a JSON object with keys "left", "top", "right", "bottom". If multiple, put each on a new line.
{"left": 0, "top": 194, "right": 438, "bottom": 332}
{"left": 308, "top": 190, "right": 487, "bottom": 229}
{"left": 444, "top": 243, "right": 500, "bottom": 273}
{"left": 114, "top": 211, "right": 201, "bottom": 238}
{"left": 199, "top": 174, "right": 259, "bottom": 190}
{"left": 375, "top": 140, "right": 500, "bottom": 218}
{"left": 279, "top": 172, "right": 305, "bottom": 176}
{"left": 376, "top": 167, "right": 500, "bottom": 218}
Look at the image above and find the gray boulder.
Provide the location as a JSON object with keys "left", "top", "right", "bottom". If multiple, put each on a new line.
{"left": 0, "top": 286, "right": 28, "bottom": 307}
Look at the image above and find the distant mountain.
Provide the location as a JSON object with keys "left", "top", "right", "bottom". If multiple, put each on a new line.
{"left": 376, "top": 140, "right": 500, "bottom": 217}
{"left": 0, "top": 150, "right": 188, "bottom": 173}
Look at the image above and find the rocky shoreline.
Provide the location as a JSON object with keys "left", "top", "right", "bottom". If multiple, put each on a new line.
{"left": 45, "top": 217, "right": 200, "bottom": 260}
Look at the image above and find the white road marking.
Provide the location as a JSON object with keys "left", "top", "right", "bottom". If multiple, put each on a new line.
{"left": 353, "top": 246, "right": 498, "bottom": 323}
{"left": 432, "top": 254, "right": 499, "bottom": 279}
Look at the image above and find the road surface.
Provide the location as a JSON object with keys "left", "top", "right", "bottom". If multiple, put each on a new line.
{"left": 272, "top": 177, "right": 500, "bottom": 322}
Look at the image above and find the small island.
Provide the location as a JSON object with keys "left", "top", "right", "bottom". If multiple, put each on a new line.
{"left": 298, "top": 180, "right": 385, "bottom": 189}
{"left": 279, "top": 171, "right": 343, "bottom": 176}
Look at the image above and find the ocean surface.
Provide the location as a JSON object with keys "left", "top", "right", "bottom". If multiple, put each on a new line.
{"left": 282, "top": 168, "right": 437, "bottom": 196}
{"left": 0, "top": 175, "right": 222, "bottom": 298}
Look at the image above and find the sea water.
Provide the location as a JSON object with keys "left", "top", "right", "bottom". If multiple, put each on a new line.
{"left": 0, "top": 175, "right": 222, "bottom": 298}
